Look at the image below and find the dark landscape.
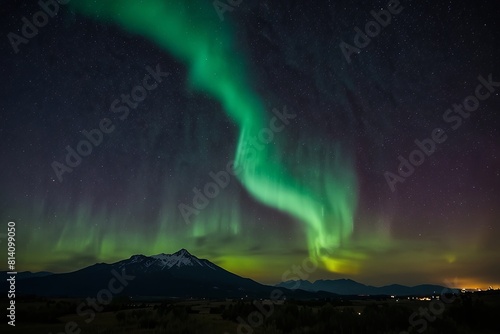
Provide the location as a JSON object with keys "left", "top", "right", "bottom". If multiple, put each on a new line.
{"left": 2, "top": 249, "right": 500, "bottom": 333}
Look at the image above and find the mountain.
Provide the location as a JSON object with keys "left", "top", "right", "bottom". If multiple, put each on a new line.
{"left": 9, "top": 250, "right": 453, "bottom": 298}
{"left": 112, "top": 248, "right": 219, "bottom": 273}
{"left": 10, "top": 249, "right": 334, "bottom": 299}
{"left": 276, "top": 279, "right": 457, "bottom": 296}
{"left": 0, "top": 271, "right": 53, "bottom": 280}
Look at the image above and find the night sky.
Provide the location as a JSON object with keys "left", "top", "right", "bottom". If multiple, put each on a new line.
{"left": 1, "top": 0, "right": 499, "bottom": 288}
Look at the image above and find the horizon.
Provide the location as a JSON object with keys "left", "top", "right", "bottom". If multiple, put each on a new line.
{"left": 11, "top": 247, "right": 500, "bottom": 291}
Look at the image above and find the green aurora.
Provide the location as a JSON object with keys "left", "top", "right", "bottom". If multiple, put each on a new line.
{"left": 4, "top": 0, "right": 499, "bottom": 289}
{"left": 63, "top": 0, "right": 359, "bottom": 274}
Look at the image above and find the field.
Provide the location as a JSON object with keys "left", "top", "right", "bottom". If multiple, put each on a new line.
{"left": 1, "top": 291, "right": 499, "bottom": 334}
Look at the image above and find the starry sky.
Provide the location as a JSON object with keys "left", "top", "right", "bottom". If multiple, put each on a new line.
{"left": 1, "top": 0, "right": 499, "bottom": 288}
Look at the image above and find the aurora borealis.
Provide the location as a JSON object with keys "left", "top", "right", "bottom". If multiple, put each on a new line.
{"left": 1, "top": 0, "right": 500, "bottom": 289}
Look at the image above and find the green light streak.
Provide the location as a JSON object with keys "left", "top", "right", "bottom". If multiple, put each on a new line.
{"left": 69, "top": 0, "right": 358, "bottom": 272}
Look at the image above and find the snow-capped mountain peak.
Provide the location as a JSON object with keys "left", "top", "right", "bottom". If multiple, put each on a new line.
{"left": 117, "top": 249, "right": 217, "bottom": 272}
{"left": 151, "top": 248, "right": 205, "bottom": 268}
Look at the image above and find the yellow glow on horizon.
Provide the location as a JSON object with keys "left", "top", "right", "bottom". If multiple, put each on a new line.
{"left": 444, "top": 277, "right": 500, "bottom": 290}
{"left": 321, "top": 256, "right": 360, "bottom": 275}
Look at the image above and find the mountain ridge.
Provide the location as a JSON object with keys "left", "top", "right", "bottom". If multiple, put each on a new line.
{"left": 6, "top": 249, "right": 333, "bottom": 299}
{"left": 276, "top": 279, "right": 458, "bottom": 296}
{"left": 3, "top": 249, "right": 457, "bottom": 298}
